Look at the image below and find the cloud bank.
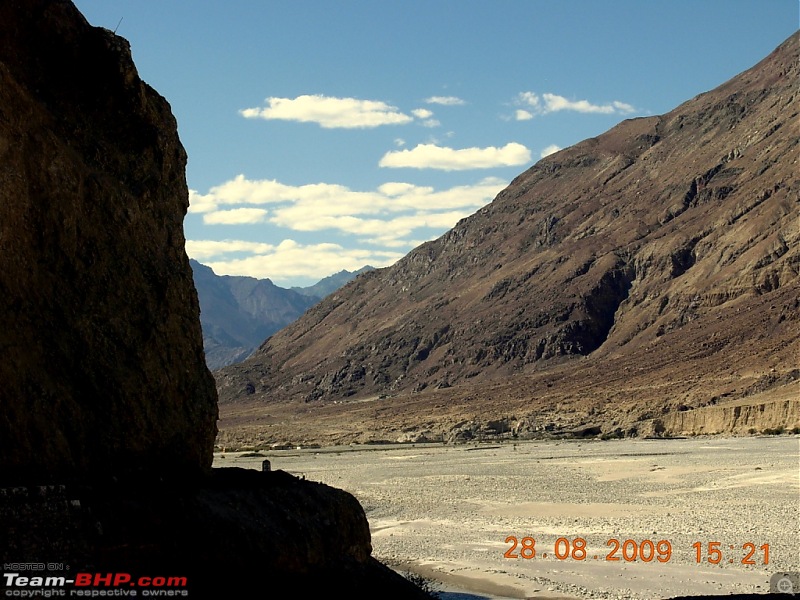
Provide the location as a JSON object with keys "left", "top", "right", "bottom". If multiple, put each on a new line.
{"left": 379, "top": 142, "right": 531, "bottom": 171}
{"left": 188, "top": 175, "right": 508, "bottom": 249}
{"left": 188, "top": 239, "right": 403, "bottom": 282}
{"left": 240, "top": 94, "right": 413, "bottom": 128}
{"left": 515, "top": 91, "right": 636, "bottom": 119}
{"left": 185, "top": 174, "right": 505, "bottom": 283}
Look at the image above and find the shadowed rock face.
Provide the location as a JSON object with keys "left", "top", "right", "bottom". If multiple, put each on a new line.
{"left": 0, "top": 0, "right": 218, "bottom": 482}
{"left": 0, "top": 4, "right": 432, "bottom": 598}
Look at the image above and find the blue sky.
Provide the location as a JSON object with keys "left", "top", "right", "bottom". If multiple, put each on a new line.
{"left": 73, "top": 0, "right": 798, "bottom": 286}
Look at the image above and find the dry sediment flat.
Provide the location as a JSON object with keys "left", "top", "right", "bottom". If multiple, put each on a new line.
{"left": 214, "top": 436, "right": 800, "bottom": 599}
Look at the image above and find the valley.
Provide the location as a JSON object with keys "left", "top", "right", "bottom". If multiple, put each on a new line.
{"left": 215, "top": 33, "right": 799, "bottom": 446}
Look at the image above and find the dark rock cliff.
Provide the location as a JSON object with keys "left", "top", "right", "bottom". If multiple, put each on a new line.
{"left": 0, "top": 0, "right": 217, "bottom": 481}
{"left": 0, "top": 2, "right": 428, "bottom": 598}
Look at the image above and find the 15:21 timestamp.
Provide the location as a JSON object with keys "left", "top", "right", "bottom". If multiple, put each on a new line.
{"left": 693, "top": 541, "right": 769, "bottom": 565}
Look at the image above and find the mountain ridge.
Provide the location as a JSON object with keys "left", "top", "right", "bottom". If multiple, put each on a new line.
{"left": 291, "top": 265, "right": 375, "bottom": 298}
{"left": 192, "top": 260, "right": 372, "bottom": 369}
{"left": 216, "top": 33, "right": 799, "bottom": 446}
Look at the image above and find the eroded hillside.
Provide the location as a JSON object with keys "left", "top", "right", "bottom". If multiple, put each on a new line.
{"left": 217, "top": 33, "right": 799, "bottom": 447}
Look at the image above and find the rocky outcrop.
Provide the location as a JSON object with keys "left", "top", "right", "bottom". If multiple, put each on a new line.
{"left": 217, "top": 33, "right": 799, "bottom": 443}
{"left": 0, "top": 468, "right": 430, "bottom": 598}
{"left": 0, "top": 0, "right": 217, "bottom": 482}
{"left": 658, "top": 394, "right": 800, "bottom": 436}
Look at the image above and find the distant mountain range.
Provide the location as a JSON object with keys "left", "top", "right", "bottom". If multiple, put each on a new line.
{"left": 190, "top": 260, "right": 372, "bottom": 370}
{"left": 215, "top": 33, "right": 799, "bottom": 446}
{"left": 290, "top": 268, "right": 374, "bottom": 299}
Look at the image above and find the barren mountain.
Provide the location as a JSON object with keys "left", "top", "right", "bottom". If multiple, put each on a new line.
{"left": 192, "top": 259, "right": 317, "bottom": 369}
{"left": 192, "top": 260, "right": 373, "bottom": 370}
{"left": 291, "top": 266, "right": 374, "bottom": 299}
{"left": 217, "top": 33, "right": 799, "bottom": 447}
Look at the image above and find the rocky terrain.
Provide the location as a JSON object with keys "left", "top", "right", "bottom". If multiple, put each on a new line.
{"left": 0, "top": 2, "right": 427, "bottom": 598}
{"left": 193, "top": 260, "right": 371, "bottom": 369}
{"left": 222, "top": 436, "right": 800, "bottom": 599}
{"left": 216, "top": 32, "right": 799, "bottom": 449}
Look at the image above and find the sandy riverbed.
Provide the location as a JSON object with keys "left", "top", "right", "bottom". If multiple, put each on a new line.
{"left": 213, "top": 436, "right": 799, "bottom": 599}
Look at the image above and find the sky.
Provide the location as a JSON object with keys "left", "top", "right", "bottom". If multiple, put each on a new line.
{"left": 72, "top": 0, "right": 798, "bottom": 287}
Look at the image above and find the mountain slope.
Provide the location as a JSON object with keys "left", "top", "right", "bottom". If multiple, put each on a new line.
{"left": 292, "top": 266, "right": 374, "bottom": 299}
{"left": 191, "top": 260, "right": 317, "bottom": 369}
{"left": 216, "top": 34, "right": 799, "bottom": 445}
{"left": 192, "top": 260, "right": 371, "bottom": 370}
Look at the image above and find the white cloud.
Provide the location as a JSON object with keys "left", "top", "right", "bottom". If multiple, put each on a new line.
{"left": 540, "top": 144, "right": 562, "bottom": 158}
{"left": 199, "top": 240, "right": 404, "bottom": 283}
{"left": 188, "top": 190, "right": 218, "bottom": 214}
{"left": 203, "top": 208, "right": 269, "bottom": 225}
{"left": 517, "top": 91, "right": 541, "bottom": 110}
{"left": 188, "top": 175, "right": 508, "bottom": 249}
{"left": 193, "top": 175, "right": 292, "bottom": 208}
{"left": 394, "top": 138, "right": 406, "bottom": 147}
{"left": 268, "top": 209, "right": 475, "bottom": 240}
{"left": 425, "top": 96, "right": 466, "bottom": 106}
{"left": 378, "top": 182, "right": 425, "bottom": 196}
{"left": 515, "top": 91, "right": 637, "bottom": 116}
{"left": 378, "top": 142, "right": 531, "bottom": 171}
{"left": 185, "top": 239, "right": 275, "bottom": 260}
{"left": 409, "top": 108, "right": 440, "bottom": 128}
{"left": 542, "top": 93, "right": 614, "bottom": 114}
{"left": 240, "top": 94, "right": 413, "bottom": 128}
{"left": 515, "top": 109, "right": 533, "bottom": 121}
{"left": 613, "top": 100, "right": 636, "bottom": 113}
{"left": 364, "top": 236, "right": 430, "bottom": 248}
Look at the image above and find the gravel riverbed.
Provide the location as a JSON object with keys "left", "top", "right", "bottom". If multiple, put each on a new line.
{"left": 214, "top": 436, "right": 799, "bottom": 599}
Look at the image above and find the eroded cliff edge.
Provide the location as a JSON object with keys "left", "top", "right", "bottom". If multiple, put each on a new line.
{"left": 0, "top": 2, "right": 426, "bottom": 597}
